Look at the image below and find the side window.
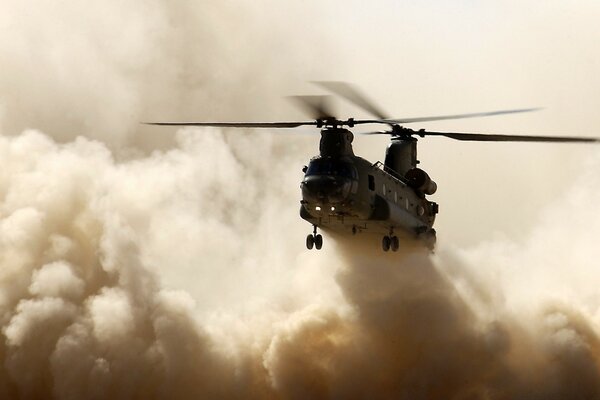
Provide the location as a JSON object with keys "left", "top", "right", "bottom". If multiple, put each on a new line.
{"left": 368, "top": 175, "right": 375, "bottom": 191}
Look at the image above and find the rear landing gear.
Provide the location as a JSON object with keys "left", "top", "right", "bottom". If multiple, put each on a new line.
{"left": 382, "top": 228, "right": 399, "bottom": 252}
{"left": 382, "top": 236, "right": 391, "bottom": 251}
{"left": 306, "top": 225, "right": 323, "bottom": 250}
{"left": 391, "top": 236, "right": 399, "bottom": 251}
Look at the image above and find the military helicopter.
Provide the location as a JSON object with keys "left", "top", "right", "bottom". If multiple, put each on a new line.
{"left": 147, "top": 82, "right": 599, "bottom": 252}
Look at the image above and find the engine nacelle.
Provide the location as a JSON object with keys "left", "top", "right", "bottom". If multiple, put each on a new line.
{"left": 384, "top": 139, "right": 417, "bottom": 177}
{"left": 404, "top": 168, "right": 437, "bottom": 195}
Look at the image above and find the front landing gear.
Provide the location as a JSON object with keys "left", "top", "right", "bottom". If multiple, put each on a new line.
{"left": 306, "top": 225, "right": 323, "bottom": 250}
{"left": 382, "top": 228, "right": 399, "bottom": 252}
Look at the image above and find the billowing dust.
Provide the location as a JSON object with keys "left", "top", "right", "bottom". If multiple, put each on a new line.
{"left": 0, "top": 130, "right": 599, "bottom": 399}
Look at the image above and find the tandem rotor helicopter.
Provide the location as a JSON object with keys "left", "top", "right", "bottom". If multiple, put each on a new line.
{"left": 148, "top": 82, "right": 599, "bottom": 252}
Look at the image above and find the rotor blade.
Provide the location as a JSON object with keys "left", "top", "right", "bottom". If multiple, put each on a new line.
{"left": 288, "top": 95, "right": 336, "bottom": 120}
{"left": 386, "top": 108, "right": 542, "bottom": 124}
{"left": 421, "top": 131, "right": 600, "bottom": 143}
{"left": 313, "top": 81, "right": 388, "bottom": 119}
{"left": 355, "top": 130, "right": 391, "bottom": 135}
{"left": 352, "top": 108, "right": 542, "bottom": 126}
{"left": 144, "top": 121, "right": 318, "bottom": 128}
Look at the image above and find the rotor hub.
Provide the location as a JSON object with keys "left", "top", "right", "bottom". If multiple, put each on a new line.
{"left": 316, "top": 118, "right": 355, "bottom": 128}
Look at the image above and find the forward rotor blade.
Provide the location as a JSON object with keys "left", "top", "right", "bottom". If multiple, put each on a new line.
{"left": 352, "top": 108, "right": 542, "bottom": 126}
{"left": 288, "top": 95, "right": 336, "bottom": 120}
{"left": 421, "top": 131, "right": 600, "bottom": 143}
{"left": 313, "top": 81, "right": 388, "bottom": 119}
{"left": 144, "top": 121, "right": 318, "bottom": 128}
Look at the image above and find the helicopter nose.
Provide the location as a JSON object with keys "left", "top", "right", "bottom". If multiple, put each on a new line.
{"left": 301, "top": 175, "right": 350, "bottom": 203}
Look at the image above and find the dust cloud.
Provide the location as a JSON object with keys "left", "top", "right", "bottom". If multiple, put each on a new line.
{"left": 1, "top": 0, "right": 600, "bottom": 399}
{"left": 0, "top": 0, "right": 337, "bottom": 148}
{"left": 0, "top": 129, "right": 599, "bottom": 399}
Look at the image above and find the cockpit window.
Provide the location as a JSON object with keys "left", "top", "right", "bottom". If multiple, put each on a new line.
{"left": 306, "top": 159, "right": 356, "bottom": 179}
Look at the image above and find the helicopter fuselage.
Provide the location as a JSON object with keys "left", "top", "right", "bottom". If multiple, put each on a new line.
{"left": 299, "top": 127, "right": 438, "bottom": 249}
{"left": 300, "top": 155, "right": 436, "bottom": 233}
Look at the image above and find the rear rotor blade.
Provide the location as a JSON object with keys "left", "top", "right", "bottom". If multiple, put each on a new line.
{"left": 355, "top": 130, "right": 391, "bottom": 135}
{"left": 313, "top": 81, "right": 388, "bottom": 119}
{"left": 384, "top": 108, "right": 542, "bottom": 124}
{"left": 144, "top": 121, "right": 318, "bottom": 128}
{"left": 352, "top": 108, "right": 542, "bottom": 126}
{"left": 421, "top": 131, "right": 600, "bottom": 143}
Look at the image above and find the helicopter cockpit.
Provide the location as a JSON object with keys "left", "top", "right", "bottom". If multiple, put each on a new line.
{"left": 301, "top": 158, "right": 357, "bottom": 205}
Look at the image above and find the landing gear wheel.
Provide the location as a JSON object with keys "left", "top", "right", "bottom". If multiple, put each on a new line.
{"left": 382, "top": 236, "right": 391, "bottom": 252}
{"left": 314, "top": 234, "right": 323, "bottom": 250}
{"left": 306, "top": 225, "right": 323, "bottom": 250}
{"left": 391, "top": 236, "right": 399, "bottom": 252}
{"left": 306, "top": 234, "right": 314, "bottom": 250}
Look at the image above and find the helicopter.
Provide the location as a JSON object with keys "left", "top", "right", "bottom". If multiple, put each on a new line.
{"left": 147, "top": 82, "right": 599, "bottom": 252}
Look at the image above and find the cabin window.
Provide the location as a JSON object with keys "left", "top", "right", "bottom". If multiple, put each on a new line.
{"left": 306, "top": 159, "right": 357, "bottom": 179}
{"left": 368, "top": 175, "right": 375, "bottom": 191}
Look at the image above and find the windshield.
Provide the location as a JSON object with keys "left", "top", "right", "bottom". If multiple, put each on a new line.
{"left": 306, "top": 159, "right": 356, "bottom": 179}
